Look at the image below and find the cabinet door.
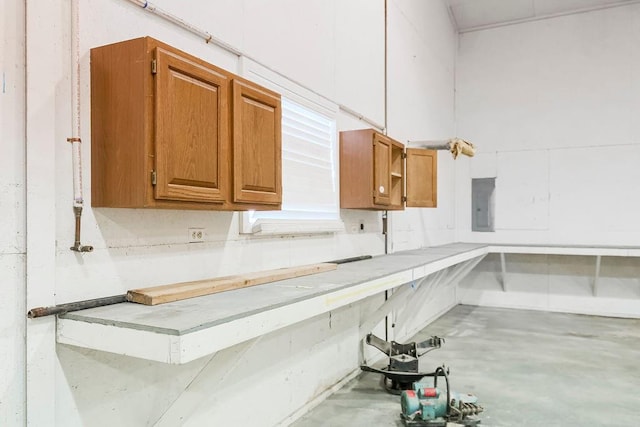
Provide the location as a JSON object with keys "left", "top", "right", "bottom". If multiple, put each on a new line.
{"left": 373, "top": 133, "right": 392, "bottom": 206}
{"left": 154, "top": 47, "right": 229, "bottom": 203}
{"left": 406, "top": 148, "right": 437, "bottom": 207}
{"left": 232, "top": 80, "right": 282, "bottom": 205}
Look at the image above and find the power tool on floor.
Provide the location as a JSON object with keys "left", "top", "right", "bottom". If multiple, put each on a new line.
{"left": 400, "top": 367, "right": 483, "bottom": 426}
{"left": 361, "top": 334, "right": 483, "bottom": 426}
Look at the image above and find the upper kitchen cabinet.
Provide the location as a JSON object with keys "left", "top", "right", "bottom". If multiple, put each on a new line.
{"left": 231, "top": 79, "right": 282, "bottom": 205}
{"left": 339, "top": 129, "right": 437, "bottom": 210}
{"left": 91, "top": 37, "right": 281, "bottom": 210}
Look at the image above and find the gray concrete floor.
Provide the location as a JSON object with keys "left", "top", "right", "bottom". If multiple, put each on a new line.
{"left": 293, "top": 305, "right": 640, "bottom": 427}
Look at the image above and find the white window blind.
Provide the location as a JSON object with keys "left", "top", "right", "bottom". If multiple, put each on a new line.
{"left": 242, "top": 97, "right": 341, "bottom": 234}
{"left": 238, "top": 57, "right": 342, "bottom": 235}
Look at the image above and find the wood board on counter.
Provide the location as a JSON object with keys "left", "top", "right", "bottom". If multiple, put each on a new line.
{"left": 127, "top": 263, "right": 337, "bottom": 305}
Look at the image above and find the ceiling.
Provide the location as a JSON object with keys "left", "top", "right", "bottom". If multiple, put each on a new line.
{"left": 445, "top": 0, "right": 640, "bottom": 32}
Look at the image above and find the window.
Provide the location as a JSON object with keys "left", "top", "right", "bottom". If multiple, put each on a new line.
{"left": 239, "top": 59, "right": 342, "bottom": 235}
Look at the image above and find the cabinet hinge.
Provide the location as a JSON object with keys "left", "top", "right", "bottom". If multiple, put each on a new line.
{"left": 151, "top": 170, "right": 157, "bottom": 186}
{"left": 402, "top": 152, "right": 407, "bottom": 159}
{"left": 402, "top": 196, "right": 407, "bottom": 203}
{"left": 151, "top": 59, "right": 157, "bottom": 74}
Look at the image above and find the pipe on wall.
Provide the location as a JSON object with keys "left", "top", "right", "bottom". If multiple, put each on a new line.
{"left": 69, "top": 0, "right": 92, "bottom": 252}
{"left": 125, "top": 0, "right": 384, "bottom": 131}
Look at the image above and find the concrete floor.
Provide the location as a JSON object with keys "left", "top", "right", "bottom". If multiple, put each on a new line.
{"left": 293, "top": 305, "right": 640, "bottom": 427}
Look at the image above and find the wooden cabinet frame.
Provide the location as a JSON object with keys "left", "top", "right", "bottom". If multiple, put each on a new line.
{"left": 90, "top": 37, "right": 282, "bottom": 211}
{"left": 154, "top": 47, "right": 229, "bottom": 204}
{"left": 339, "top": 129, "right": 437, "bottom": 210}
{"left": 231, "top": 79, "right": 282, "bottom": 205}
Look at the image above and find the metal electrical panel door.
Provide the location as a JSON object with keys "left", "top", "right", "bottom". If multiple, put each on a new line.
{"left": 472, "top": 178, "right": 495, "bottom": 232}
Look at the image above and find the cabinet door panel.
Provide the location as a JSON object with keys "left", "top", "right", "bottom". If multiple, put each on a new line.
{"left": 373, "top": 134, "right": 391, "bottom": 206}
{"left": 232, "top": 80, "right": 282, "bottom": 205}
{"left": 154, "top": 47, "right": 228, "bottom": 203}
{"left": 406, "top": 148, "right": 437, "bottom": 207}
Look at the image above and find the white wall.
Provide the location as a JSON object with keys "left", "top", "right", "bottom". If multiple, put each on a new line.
{"left": 388, "top": 0, "right": 458, "bottom": 251}
{"left": 455, "top": 3, "right": 640, "bottom": 246}
{"left": 459, "top": 253, "right": 640, "bottom": 317}
{"left": 54, "top": 303, "right": 364, "bottom": 427}
{"left": 55, "top": 0, "right": 388, "bottom": 305}
{"left": 11, "top": 0, "right": 459, "bottom": 425}
{"left": 0, "top": 0, "right": 26, "bottom": 424}
{"left": 455, "top": 4, "right": 640, "bottom": 317}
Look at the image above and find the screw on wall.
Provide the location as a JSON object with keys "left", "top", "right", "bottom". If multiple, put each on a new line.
{"left": 188, "top": 228, "right": 205, "bottom": 243}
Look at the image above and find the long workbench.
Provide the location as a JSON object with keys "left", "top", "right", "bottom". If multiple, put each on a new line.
{"left": 56, "top": 243, "right": 487, "bottom": 364}
{"left": 56, "top": 242, "right": 640, "bottom": 364}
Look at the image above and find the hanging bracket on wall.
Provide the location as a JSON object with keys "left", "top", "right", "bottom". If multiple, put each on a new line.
{"left": 408, "top": 138, "right": 476, "bottom": 159}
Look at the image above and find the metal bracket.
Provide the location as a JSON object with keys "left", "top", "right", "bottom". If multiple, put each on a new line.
{"left": 359, "top": 283, "right": 414, "bottom": 338}
{"left": 593, "top": 255, "right": 601, "bottom": 297}
{"left": 392, "top": 255, "right": 487, "bottom": 332}
{"left": 500, "top": 253, "right": 507, "bottom": 292}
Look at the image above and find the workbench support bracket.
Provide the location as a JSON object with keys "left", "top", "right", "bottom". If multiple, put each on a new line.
{"left": 359, "top": 283, "right": 415, "bottom": 339}
{"left": 593, "top": 255, "right": 601, "bottom": 297}
{"left": 500, "top": 252, "right": 508, "bottom": 292}
{"left": 391, "top": 269, "right": 448, "bottom": 332}
{"left": 152, "top": 337, "right": 262, "bottom": 426}
{"left": 391, "top": 255, "right": 486, "bottom": 333}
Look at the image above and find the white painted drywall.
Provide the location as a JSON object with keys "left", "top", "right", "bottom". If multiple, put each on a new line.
{"left": 459, "top": 253, "right": 640, "bottom": 317}
{"left": 455, "top": 3, "right": 640, "bottom": 246}
{"left": 388, "top": 0, "right": 458, "bottom": 252}
{"left": 0, "top": 0, "right": 26, "bottom": 424}
{"left": 54, "top": 304, "right": 365, "bottom": 427}
{"left": 455, "top": 4, "right": 640, "bottom": 316}
{"left": 11, "top": 0, "right": 459, "bottom": 425}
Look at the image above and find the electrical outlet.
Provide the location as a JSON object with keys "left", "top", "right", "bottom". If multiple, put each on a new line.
{"left": 359, "top": 220, "right": 365, "bottom": 233}
{"left": 188, "top": 228, "right": 205, "bottom": 243}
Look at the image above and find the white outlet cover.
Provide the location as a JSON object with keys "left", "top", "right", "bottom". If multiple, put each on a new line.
{"left": 188, "top": 228, "right": 205, "bottom": 243}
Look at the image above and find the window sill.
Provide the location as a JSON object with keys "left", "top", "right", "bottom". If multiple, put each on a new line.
{"left": 239, "top": 218, "right": 345, "bottom": 236}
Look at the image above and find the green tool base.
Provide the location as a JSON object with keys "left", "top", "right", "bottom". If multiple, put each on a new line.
{"left": 401, "top": 414, "right": 481, "bottom": 427}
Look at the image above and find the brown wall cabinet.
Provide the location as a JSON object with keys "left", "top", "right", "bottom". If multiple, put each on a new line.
{"left": 339, "top": 129, "right": 437, "bottom": 210}
{"left": 91, "top": 37, "right": 281, "bottom": 210}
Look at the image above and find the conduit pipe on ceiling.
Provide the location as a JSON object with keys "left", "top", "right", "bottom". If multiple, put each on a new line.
{"left": 125, "top": 0, "right": 385, "bottom": 131}
{"left": 69, "top": 0, "right": 92, "bottom": 252}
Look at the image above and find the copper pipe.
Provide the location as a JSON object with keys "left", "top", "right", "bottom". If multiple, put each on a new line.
{"left": 70, "top": 206, "right": 93, "bottom": 252}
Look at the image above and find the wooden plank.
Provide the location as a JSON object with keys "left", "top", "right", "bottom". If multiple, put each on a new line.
{"left": 127, "top": 263, "right": 337, "bottom": 305}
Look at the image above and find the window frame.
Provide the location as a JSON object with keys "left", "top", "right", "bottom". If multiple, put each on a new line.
{"left": 238, "top": 57, "right": 343, "bottom": 236}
